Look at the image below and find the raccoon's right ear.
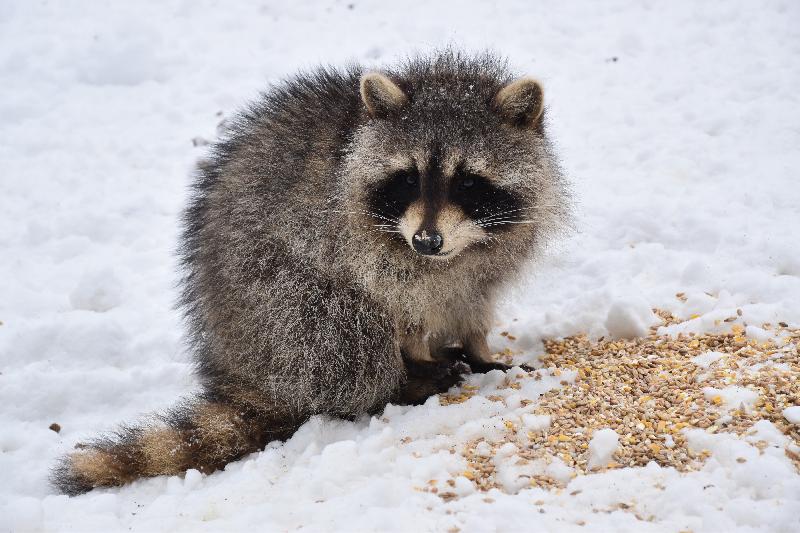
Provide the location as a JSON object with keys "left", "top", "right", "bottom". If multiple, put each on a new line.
{"left": 360, "top": 73, "right": 409, "bottom": 119}
{"left": 493, "top": 78, "right": 545, "bottom": 128}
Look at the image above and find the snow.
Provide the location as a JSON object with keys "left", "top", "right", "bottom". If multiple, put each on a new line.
{"left": 784, "top": 407, "right": 800, "bottom": 425}
{"left": 1, "top": 0, "right": 800, "bottom": 531}
{"left": 691, "top": 351, "right": 727, "bottom": 369}
{"left": 68, "top": 268, "right": 124, "bottom": 312}
{"left": 703, "top": 387, "right": 760, "bottom": 412}
{"left": 684, "top": 423, "right": 797, "bottom": 500}
{"left": 604, "top": 299, "right": 659, "bottom": 339}
{"left": 587, "top": 429, "right": 619, "bottom": 470}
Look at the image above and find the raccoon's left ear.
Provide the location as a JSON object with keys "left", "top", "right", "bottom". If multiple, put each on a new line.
{"left": 360, "top": 73, "right": 409, "bottom": 119}
{"left": 493, "top": 78, "right": 545, "bottom": 128}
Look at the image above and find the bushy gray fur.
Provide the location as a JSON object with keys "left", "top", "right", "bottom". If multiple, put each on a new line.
{"left": 52, "top": 50, "right": 569, "bottom": 495}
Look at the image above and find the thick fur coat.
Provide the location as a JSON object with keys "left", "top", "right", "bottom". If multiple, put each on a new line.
{"left": 52, "top": 51, "right": 569, "bottom": 495}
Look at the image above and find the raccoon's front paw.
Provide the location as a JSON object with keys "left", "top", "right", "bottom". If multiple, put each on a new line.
{"left": 395, "top": 359, "right": 469, "bottom": 405}
{"left": 437, "top": 346, "right": 535, "bottom": 374}
{"left": 464, "top": 359, "right": 536, "bottom": 374}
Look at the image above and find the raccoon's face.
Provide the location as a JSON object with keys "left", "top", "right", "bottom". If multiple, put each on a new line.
{"left": 345, "top": 66, "right": 558, "bottom": 265}
{"left": 367, "top": 155, "right": 521, "bottom": 260}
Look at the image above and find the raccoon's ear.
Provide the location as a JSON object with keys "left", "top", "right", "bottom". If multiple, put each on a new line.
{"left": 493, "top": 78, "right": 545, "bottom": 128}
{"left": 360, "top": 73, "right": 409, "bottom": 119}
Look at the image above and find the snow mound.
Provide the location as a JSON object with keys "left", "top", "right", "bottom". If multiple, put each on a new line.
{"left": 703, "top": 386, "right": 760, "bottom": 412}
{"left": 604, "top": 299, "right": 659, "bottom": 339}
{"left": 588, "top": 428, "right": 619, "bottom": 470}
{"left": 784, "top": 406, "right": 800, "bottom": 425}
{"left": 692, "top": 350, "right": 727, "bottom": 368}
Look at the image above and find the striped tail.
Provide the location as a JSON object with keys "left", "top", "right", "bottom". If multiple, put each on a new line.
{"left": 52, "top": 398, "right": 297, "bottom": 495}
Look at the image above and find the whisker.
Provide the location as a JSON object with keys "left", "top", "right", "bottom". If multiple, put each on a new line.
{"left": 481, "top": 219, "right": 536, "bottom": 225}
{"left": 329, "top": 208, "right": 401, "bottom": 224}
{"left": 355, "top": 224, "right": 400, "bottom": 232}
{"left": 478, "top": 219, "right": 537, "bottom": 228}
{"left": 481, "top": 205, "right": 557, "bottom": 217}
{"left": 355, "top": 211, "right": 400, "bottom": 225}
{"left": 476, "top": 205, "right": 559, "bottom": 224}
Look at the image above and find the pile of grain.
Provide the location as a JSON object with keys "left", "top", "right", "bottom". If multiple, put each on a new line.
{"left": 441, "top": 309, "right": 799, "bottom": 493}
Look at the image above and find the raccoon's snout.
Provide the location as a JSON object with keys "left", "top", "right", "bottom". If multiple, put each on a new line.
{"left": 395, "top": 201, "right": 489, "bottom": 260}
{"left": 412, "top": 230, "right": 443, "bottom": 255}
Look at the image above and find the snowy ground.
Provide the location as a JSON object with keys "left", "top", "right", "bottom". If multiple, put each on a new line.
{"left": 1, "top": 0, "right": 799, "bottom": 531}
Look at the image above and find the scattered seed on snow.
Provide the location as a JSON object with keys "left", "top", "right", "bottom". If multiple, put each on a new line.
{"left": 441, "top": 310, "right": 800, "bottom": 493}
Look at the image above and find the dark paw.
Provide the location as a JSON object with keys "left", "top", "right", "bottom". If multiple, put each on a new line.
{"left": 395, "top": 359, "right": 469, "bottom": 405}
{"left": 436, "top": 346, "right": 535, "bottom": 374}
{"left": 466, "top": 360, "right": 536, "bottom": 374}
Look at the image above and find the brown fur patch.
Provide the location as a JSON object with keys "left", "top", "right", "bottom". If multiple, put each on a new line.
{"left": 360, "top": 73, "right": 408, "bottom": 118}
{"left": 398, "top": 200, "right": 424, "bottom": 247}
{"left": 435, "top": 204, "right": 487, "bottom": 257}
{"left": 401, "top": 330, "right": 434, "bottom": 363}
{"left": 69, "top": 449, "right": 136, "bottom": 488}
{"left": 493, "top": 77, "right": 545, "bottom": 127}
{"left": 140, "top": 428, "right": 189, "bottom": 476}
{"left": 189, "top": 403, "right": 252, "bottom": 473}
{"left": 462, "top": 330, "right": 495, "bottom": 364}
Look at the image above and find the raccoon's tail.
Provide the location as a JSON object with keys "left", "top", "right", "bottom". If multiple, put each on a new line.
{"left": 51, "top": 397, "right": 298, "bottom": 496}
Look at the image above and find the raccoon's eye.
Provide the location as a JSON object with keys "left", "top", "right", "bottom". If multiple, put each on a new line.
{"left": 371, "top": 169, "right": 420, "bottom": 217}
{"left": 390, "top": 169, "right": 418, "bottom": 187}
{"left": 456, "top": 173, "right": 483, "bottom": 191}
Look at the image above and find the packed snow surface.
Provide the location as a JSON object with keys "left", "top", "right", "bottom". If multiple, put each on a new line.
{"left": 1, "top": 0, "right": 799, "bottom": 531}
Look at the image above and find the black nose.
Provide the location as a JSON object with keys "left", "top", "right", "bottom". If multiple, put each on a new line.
{"left": 412, "top": 230, "right": 443, "bottom": 255}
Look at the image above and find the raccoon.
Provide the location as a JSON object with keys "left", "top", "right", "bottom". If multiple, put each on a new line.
{"left": 52, "top": 51, "right": 569, "bottom": 495}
